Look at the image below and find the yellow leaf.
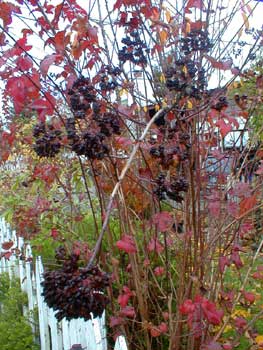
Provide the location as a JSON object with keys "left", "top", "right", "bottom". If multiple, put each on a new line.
{"left": 187, "top": 100, "right": 193, "bottom": 109}
{"left": 255, "top": 335, "right": 263, "bottom": 346}
{"left": 223, "top": 325, "right": 233, "bottom": 333}
{"left": 165, "top": 10, "right": 171, "bottom": 23}
{"left": 159, "top": 73, "right": 166, "bottom": 83}
{"left": 232, "top": 309, "right": 250, "bottom": 318}
{"left": 119, "top": 88, "right": 128, "bottom": 97}
{"left": 242, "top": 12, "right": 249, "bottom": 30}
{"left": 186, "top": 22, "right": 191, "bottom": 34}
{"left": 159, "top": 30, "right": 168, "bottom": 45}
{"left": 237, "top": 27, "right": 243, "bottom": 39}
{"left": 155, "top": 104, "right": 160, "bottom": 111}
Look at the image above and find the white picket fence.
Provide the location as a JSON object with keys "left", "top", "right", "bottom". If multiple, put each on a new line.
{"left": 0, "top": 218, "right": 127, "bottom": 350}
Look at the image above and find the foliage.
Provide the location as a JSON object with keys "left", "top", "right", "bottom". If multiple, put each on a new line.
{"left": 229, "top": 55, "right": 263, "bottom": 139}
{"left": 0, "top": 273, "right": 39, "bottom": 350}
{"left": 0, "top": 0, "right": 263, "bottom": 349}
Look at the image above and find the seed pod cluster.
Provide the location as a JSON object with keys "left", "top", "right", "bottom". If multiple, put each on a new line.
{"left": 41, "top": 247, "right": 110, "bottom": 321}
{"left": 33, "top": 122, "right": 62, "bottom": 157}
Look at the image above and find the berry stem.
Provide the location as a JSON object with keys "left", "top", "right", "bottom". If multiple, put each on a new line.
{"left": 87, "top": 106, "right": 170, "bottom": 268}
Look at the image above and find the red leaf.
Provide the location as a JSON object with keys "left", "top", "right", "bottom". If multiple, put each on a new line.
{"left": 50, "top": 228, "right": 59, "bottom": 239}
{"left": 208, "top": 200, "right": 221, "bottom": 218}
{"left": 219, "top": 256, "right": 230, "bottom": 273}
{"left": 16, "top": 56, "right": 33, "bottom": 71}
{"left": 229, "top": 182, "right": 251, "bottom": 198}
{"left": 116, "top": 235, "right": 137, "bottom": 253}
{"left": 152, "top": 211, "right": 173, "bottom": 232}
{"left": 150, "top": 326, "right": 161, "bottom": 337}
{"left": 110, "top": 316, "right": 125, "bottom": 327}
{"left": 40, "top": 54, "right": 62, "bottom": 77}
{"left": 186, "top": 0, "right": 204, "bottom": 10}
{"left": 204, "top": 341, "right": 222, "bottom": 350}
{"left": 52, "top": 31, "right": 70, "bottom": 53}
{"left": 119, "top": 306, "right": 135, "bottom": 318}
{"left": 239, "top": 194, "right": 257, "bottom": 216}
{"left": 154, "top": 266, "right": 165, "bottom": 276}
{"left": 179, "top": 300, "right": 195, "bottom": 315}
{"left": 252, "top": 271, "right": 263, "bottom": 280}
{"left": 2, "top": 241, "right": 14, "bottom": 250}
{"left": 215, "top": 119, "right": 232, "bottom": 138}
{"left": 0, "top": 2, "right": 21, "bottom": 27}
{"left": 31, "top": 97, "right": 55, "bottom": 121}
{"left": 205, "top": 55, "right": 233, "bottom": 70}
{"left": 234, "top": 317, "right": 247, "bottom": 333}
{"left": 1, "top": 251, "right": 12, "bottom": 260}
{"left": 118, "top": 286, "right": 134, "bottom": 308}
{"left": 6, "top": 76, "right": 27, "bottom": 114}
{"left": 201, "top": 299, "right": 224, "bottom": 325}
{"left": 158, "top": 322, "right": 168, "bottom": 333}
{"left": 242, "top": 291, "right": 255, "bottom": 304}
{"left": 231, "top": 251, "right": 243, "bottom": 269}
{"left": 256, "top": 75, "right": 263, "bottom": 89}
{"left": 115, "top": 136, "right": 132, "bottom": 148}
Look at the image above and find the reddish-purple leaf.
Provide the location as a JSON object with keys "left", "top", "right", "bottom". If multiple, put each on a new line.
{"left": 158, "top": 322, "right": 168, "bottom": 333}
{"left": 252, "top": 271, "right": 263, "bottom": 280}
{"left": 154, "top": 266, "right": 165, "bottom": 276}
{"left": 118, "top": 286, "right": 134, "bottom": 308}
{"left": 208, "top": 201, "right": 221, "bottom": 218}
{"left": 16, "top": 56, "right": 33, "bottom": 71}
{"left": 119, "top": 306, "right": 135, "bottom": 318}
{"left": 2, "top": 241, "right": 14, "bottom": 250}
{"left": 1, "top": 251, "right": 12, "bottom": 260}
{"left": 40, "top": 54, "right": 62, "bottom": 77}
{"left": 179, "top": 300, "right": 195, "bottom": 315}
{"left": 203, "top": 341, "right": 222, "bottom": 350}
{"left": 110, "top": 316, "right": 125, "bottom": 327}
{"left": 50, "top": 228, "right": 59, "bottom": 239}
{"left": 234, "top": 317, "right": 247, "bottom": 333}
{"left": 231, "top": 251, "right": 243, "bottom": 269}
{"left": 205, "top": 55, "right": 233, "bottom": 70}
{"left": 152, "top": 211, "right": 173, "bottom": 232}
{"left": 0, "top": 2, "right": 21, "bottom": 27}
{"left": 201, "top": 299, "right": 224, "bottom": 325}
{"left": 186, "top": 0, "right": 204, "bottom": 10}
{"left": 147, "top": 238, "right": 164, "bottom": 253}
{"left": 243, "top": 291, "right": 255, "bottom": 304}
{"left": 116, "top": 235, "right": 137, "bottom": 253}
{"left": 219, "top": 256, "right": 230, "bottom": 273}
{"left": 216, "top": 119, "right": 232, "bottom": 138}
{"left": 256, "top": 74, "right": 263, "bottom": 89}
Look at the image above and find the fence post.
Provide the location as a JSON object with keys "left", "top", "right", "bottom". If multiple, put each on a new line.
{"left": 35, "top": 256, "right": 51, "bottom": 350}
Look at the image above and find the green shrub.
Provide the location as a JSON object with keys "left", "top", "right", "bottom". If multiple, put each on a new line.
{"left": 0, "top": 273, "right": 39, "bottom": 350}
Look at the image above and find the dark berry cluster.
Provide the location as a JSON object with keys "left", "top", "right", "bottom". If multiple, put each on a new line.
{"left": 68, "top": 77, "right": 96, "bottom": 119}
{"left": 164, "top": 58, "right": 207, "bottom": 98}
{"left": 41, "top": 247, "right": 110, "bottom": 321}
{"left": 211, "top": 96, "right": 228, "bottom": 112}
{"left": 154, "top": 173, "right": 189, "bottom": 202}
{"left": 181, "top": 30, "right": 213, "bottom": 55}
{"left": 65, "top": 77, "right": 123, "bottom": 160}
{"left": 118, "top": 31, "right": 148, "bottom": 66}
{"left": 99, "top": 76, "right": 118, "bottom": 92}
{"left": 93, "top": 112, "right": 121, "bottom": 137}
{"left": 33, "top": 122, "right": 61, "bottom": 157}
{"left": 71, "top": 131, "right": 109, "bottom": 160}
